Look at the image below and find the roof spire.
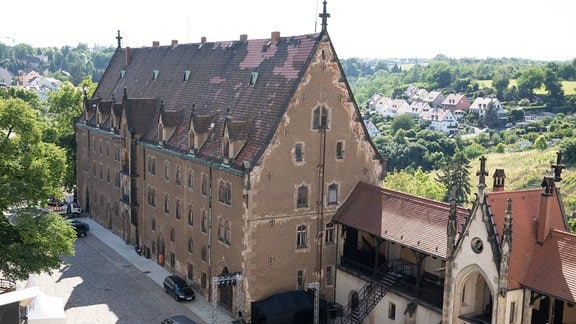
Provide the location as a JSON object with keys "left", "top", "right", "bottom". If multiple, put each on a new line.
{"left": 476, "top": 156, "right": 488, "bottom": 188}
{"left": 319, "top": 1, "right": 330, "bottom": 33}
{"left": 116, "top": 30, "right": 123, "bottom": 49}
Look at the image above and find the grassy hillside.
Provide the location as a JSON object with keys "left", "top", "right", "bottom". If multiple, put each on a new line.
{"left": 466, "top": 148, "right": 576, "bottom": 213}
{"left": 477, "top": 79, "right": 576, "bottom": 95}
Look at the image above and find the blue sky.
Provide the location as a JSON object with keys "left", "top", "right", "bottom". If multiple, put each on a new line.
{"left": 2, "top": 0, "right": 575, "bottom": 61}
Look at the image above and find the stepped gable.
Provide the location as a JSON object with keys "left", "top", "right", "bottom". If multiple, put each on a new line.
{"left": 93, "top": 33, "right": 321, "bottom": 168}
{"left": 333, "top": 182, "right": 469, "bottom": 258}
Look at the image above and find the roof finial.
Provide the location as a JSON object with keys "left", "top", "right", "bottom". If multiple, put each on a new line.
{"left": 476, "top": 156, "right": 488, "bottom": 188}
{"left": 551, "top": 151, "right": 566, "bottom": 182}
{"left": 116, "top": 30, "right": 123, "bottom": 49}
{"left": 319, "top": 1, "right": 330, "bottom": 33}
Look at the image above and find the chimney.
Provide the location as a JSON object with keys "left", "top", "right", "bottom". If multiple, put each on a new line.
{"left": 240, "top": 34, "right": 248, "bottom": 41}
{"left": 152, "top": 41, "right": 160, "bottom": 47}
{"left": 271, "top": 31, "right": 280, "bottom": 44}
{"left": 125, "top": 47, "right": 131, "bottom": 66}
{"left": 537, "top": 175, "right": 555, "bottom": 243}
{"left": 201, "top": 36, "right": 207, "bottom": 44}
{"left": 171, "top": 39, "right": 178, "bottom": 47}
{"left": 492, "top": 168, "right": 506, "bottom": 192}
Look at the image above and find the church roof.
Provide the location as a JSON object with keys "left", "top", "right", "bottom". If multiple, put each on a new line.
{"left": 522, "top": 229, "right": 576, "bottom": 303}
{"left": 487, "top": 186, "right": 568, "bottom": 291}
{"left": 332, "top": 182, "right": 469, "bottom": 259}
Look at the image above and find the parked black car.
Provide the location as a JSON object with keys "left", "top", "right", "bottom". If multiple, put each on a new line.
{"left": 68, "top": 219, "right": 89, "bottom": 237}
{"left": 163, "top": 276, "right": 195, "bottom": 301}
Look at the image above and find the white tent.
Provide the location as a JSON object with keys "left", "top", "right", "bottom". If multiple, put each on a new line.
{"left": 27, "top": 290, "right": 66, "bottom": 324}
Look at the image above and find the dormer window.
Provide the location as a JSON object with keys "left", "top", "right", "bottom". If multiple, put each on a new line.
{"left": 153, "top": 70, "right": 159, "bottom": 80}
{"left": 223, "top": 137, "right": 231, "bottom": 164}
{"left": 184, "top": 70, "right": 191, "bottom": 81}
{"left": 249, "top": 72, "right": 258, "bottom": 86}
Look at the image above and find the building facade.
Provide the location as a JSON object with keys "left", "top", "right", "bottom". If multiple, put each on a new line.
{"left": 75, "top": 5, "right": 384, "bottom": 320}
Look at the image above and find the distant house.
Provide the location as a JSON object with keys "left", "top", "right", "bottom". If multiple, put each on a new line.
{"left": 400, "top": 101, "right": 431, "bottom": 118}
{"left": 17, "top": 70, "right": 41, "bottom": 86}
{"left": 410, "top": 88, "right": 428, "bottom": 102}
{"left": 0, "top": 67, "right": 13, "bottom": 86}
{"left": 469, "top": 97, "right": 504, "bottom": 117}
{"left": 28, "top": 76, "right": 62, "bottom": 100}
{"left": 404, "top": 84, "right": 418, "bottom": 97}
{"left": 368, "top": 94, "right": 392, "bottom": 115}
{"left": 380, "top": 99, "right": 409, "bottom": 118}
{"left": 423, "top": 91, "right": 445, "bottom": 108}
{"left": 420, "top": 108, "right": 458, "bottom": 134}
{"left": 364, "top": 120, "right": 381, "bottom": 138}
{"left": 441, "top": 93, "right": 471, "bottom": 111}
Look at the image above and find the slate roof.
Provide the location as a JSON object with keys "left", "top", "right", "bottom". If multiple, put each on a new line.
{"left": 86, "top": 32, "right": 322, "bottom": 169}
{"left": 522, "top": 229, "right": 576, "bottom": 303}
{"left": 487, "top": 188, "right": 568, "bottom": 290}
{"left": 332, "top": 182, "right": 469, "bottom": 258}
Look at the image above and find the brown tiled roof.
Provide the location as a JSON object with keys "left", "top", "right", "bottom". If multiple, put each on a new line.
{"left": 487, "top": 188, "right": 567, "bottom": 289}
{"left": 332, "top": 182, "right": 469, "bottom": 258}
{"left": 90, "top": 33, "right": 321, "bottom": 169}
{"left": 522, "top": 229, "right": 576, "bottom": 303}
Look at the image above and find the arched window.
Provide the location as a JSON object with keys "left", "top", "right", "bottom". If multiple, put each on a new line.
{"left": 312, "top": 105, "right": 329, "bottom": 130}
{"left": 176, "top": 199, "right": 181, "bottom": 219}
{"left": 201, "top": 210, "right": 207, "bottom": 233}
{"left": 187, "top": 205, "right": 194, "bottom": 226}
{"left": 328, "top": 183, "right": 338, "bottom": 204}
{"left": 297, "top": 185, "right": 309, "bottom": 208}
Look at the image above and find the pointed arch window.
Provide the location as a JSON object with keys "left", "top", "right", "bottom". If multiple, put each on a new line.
{"left": 313, "top": 105, "right": 329, "bottom": 130}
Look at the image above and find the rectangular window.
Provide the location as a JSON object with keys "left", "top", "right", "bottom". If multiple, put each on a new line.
{"left": 336, "top": 141, "right": 344, "bottom": 159}
{"left": 201, "top": 272, "right": 207, "bottom": 289}
{"left": 202, "top": 174, "right": 208, "bottom": 195}
{"left": 188, "top": 170, "right": 194, "bottom": 190}
{"left": 326, "top": 266, "right": 333, "bottom": 286}
{"left": 187, "top": 263, "right": 194, "bottom": 280}
{"left": 297, "top": 225, "right": 307, "bottom": 248}
{"left": 509, "top": 302, "right": 516, "bottom": 323}
{"left": 297, "top": 270, "right": 304, "bottom": 290}
{"left": 295, "top": 143, "right": 303, "bottom": 162}
{"left": 169, "top": 252, "right": 175, "bottom": 267}
{"left": 164, "top": 194, "right": 169, "bottom": 213}
{"left": 388, "top": 302, "right": 396, "bottom": 319}
{"left": 328, "top": 184, "right": 338, "bottom": 204}
{"left": 164, "top": 161, "right": 170, "bottom": 180}
{"left": 187, "top": 205, "right": 194, "bottom": 226}
{"left": 176, "top": 164, "right": 181, "bottom": 185}
{"left": 325, "top": 222, "right": 335, "bottom": 244}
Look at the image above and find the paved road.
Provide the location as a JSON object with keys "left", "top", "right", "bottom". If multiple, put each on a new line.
{"left": 30, "top": 231, "right": 204, "bottom": 324}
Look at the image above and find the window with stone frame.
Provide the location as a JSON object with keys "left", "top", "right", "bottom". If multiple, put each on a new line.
{"left": 201, "top": 210, "right": 207, "bottom": 233}
{"left": 328, "top": 183, "right": 338, "bottom": 205}
{"left": 188, "top": 238, "right": 193, "bottom": 253}
{"left": 224, "top": 219, "right": 231, "bottom": 245}
{"left": 187, "top": 263, "right": 194, "bottom": 280}
{"left": 218, "top": 181, "right": 232, "bottom": 205}
{"left": 147, "top": 156, "right": 156, "bottom": 175}
{"left": 175, "top": 164, "right": 182, "bottom": 185}
{"left": 164, "top": 194, "right": 169, "bottom": 214}
{"left": 147, "top": 187, "right": 156, "bottom": 206}
{"left": 187, "top": 169, "right": 194, "bottom": 190}
{"left": 295, "top": 142, "right": 304, "bottom": 162}
{"left": 325, "top": 222, "right": 335, "bottom": 244}
{"left": 218, "top": 217, "right": 225, "bottom": 242}
{"left": 202, "top": 174, "right": 208, "bottom": 195}
{"left": 175, "top": 199, "right": 181, "bottom": 219}
{"left": 297, "top": 185, "right": 309, "bottom": 208}
{"left": 296, "top": 225, "right": 307, "bottom": 248}
{"left": 187, "top": 204, "right": 194, "bottom": 226}
{"left": 312, "top": 105, "right": 329, "bottom": 130}
{"left": 336, "top": 141, "right": 344, "bottom": 160}
{"left": 164, "top": 161, "right": 170, "bottom": 180}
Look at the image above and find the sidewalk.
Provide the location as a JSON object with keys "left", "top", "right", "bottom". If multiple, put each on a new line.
{"left": 82, "top": 217, "right": 234, "bottom": 324}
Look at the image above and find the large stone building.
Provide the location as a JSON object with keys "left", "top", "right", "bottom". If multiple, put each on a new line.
{"left": 75, "top": 3, "right": 384, "bottom": 320}
{"left": 333, "top": 153, "right": 576, "bottom": 324}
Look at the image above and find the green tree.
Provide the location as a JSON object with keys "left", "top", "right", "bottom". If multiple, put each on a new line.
{"left": 383, "top": 167, "right": 446, "bottom": 201}
{"left": 390, "top": 114, "right": 415, "bottom": 135}
{"left": 0, "top": 97, "right": 75, "bottom": 280}
{"left": 492, "top": 67, "right": 511, "bottom": 99}
{"left": 544, "top": 65, "right": 564, "bottom": 107}
{"left": 436, "top": 151, "right": 472, "bottom": 204}
{"left": 517, "top": 67, "right": 545, "bottom": 99}
{"left": 533, "top": 135, "right": 548, "bottom": 150}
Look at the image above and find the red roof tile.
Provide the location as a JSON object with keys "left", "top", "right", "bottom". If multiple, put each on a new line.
{"left": 332, "top": 182, "right": 469, "bottom": 258}
{"left": 522, "top": 229, "right": 576, "bottom": 303}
